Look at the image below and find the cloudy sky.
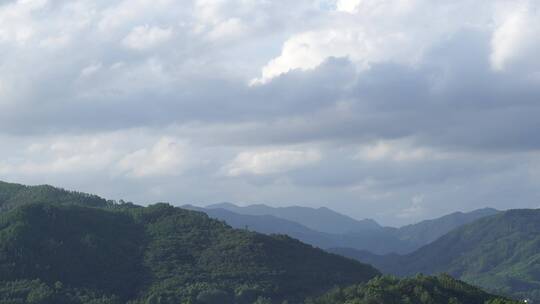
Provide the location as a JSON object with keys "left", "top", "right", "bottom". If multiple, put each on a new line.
{"left": 1, "top": 0, "right": 539, "bottom": 226}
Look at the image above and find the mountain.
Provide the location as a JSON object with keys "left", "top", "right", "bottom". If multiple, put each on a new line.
{"left": 332, "top": 209, "right": 540, "bottom": 301}
{"left": 393, "top": 207, "right": 500, "bottom": 251}
{"left": 308, "top": 274, "right": 518, "bottom": 304}
{"left": 183, "top": 204, "right": 340, "bottom": 248}
{"left": 206, "top": 203, "right": 381, "bottom": 234}
{"left": 0, "top": 180, "right": 110, "bottom": 212}
{"left": 198, "top": 203, "right": 499, "bottom": 254}
{"left": 0, "top": 181, "right": 519, "bottom": 303}
{"left": 0, "top": 201, "right": 380, "bottom": 303}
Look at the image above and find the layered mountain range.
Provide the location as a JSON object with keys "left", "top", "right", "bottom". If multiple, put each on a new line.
{"left": 186, "top": 202, "right": 499, "bottom": 254}
{"left": 188, "top": 202, "right": 540, "bottom": 301}
{"left": 0, "top": 180, "right": 528, "bottom": 303}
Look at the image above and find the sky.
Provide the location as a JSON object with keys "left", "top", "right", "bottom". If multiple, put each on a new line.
{"left": 0, "top": 0, "right": 539, "bottom": 226}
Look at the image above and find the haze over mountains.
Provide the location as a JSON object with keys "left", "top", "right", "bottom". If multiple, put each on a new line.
{"left": 206, "top": 202, "right": 382, "bottom": 234}
{"left": 188, "top": 203, "right": 499, "bottom": 254}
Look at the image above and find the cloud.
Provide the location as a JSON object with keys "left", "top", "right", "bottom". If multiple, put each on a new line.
{"left": 80, "top": 63, "right": 103, "bottom": 77}
{"left": 122, "top": 25, "right": 172, "bottom": 50}
{"left": 206, "top": 18, "right": 246, "bottom": 41}
{"left": 490, "top": 0, "right": 540, "bottom": 71}
{"left": 354, "top": 140, "right": 445, "bottom": 162}
{"left": 118, "top": 137, "right": 190, "bottom": 177}
{"left": 224, "top": 148, "right": 322, "bottom": 176}
{"left": 335, "top": 0, "right": 362, "bottom": 13}
{"left": 1, "top": 0, "right": 540, "bottom": 225}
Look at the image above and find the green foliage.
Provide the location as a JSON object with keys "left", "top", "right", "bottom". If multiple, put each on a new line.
{"left": 0, "top": 181, "right": 111, "bottom": 212}
{"left": 0, "top": 203, "right": 145, "bottom": 299}
{"left": 0, "top": 181, "right": 523, "bottom": 304}
{"left": 127, "top": 203, "right": 380, "bottom": 303}
{"left": 307, "top": 274, "right": 519, "bottom": 304}
{"left": 360, "top": 209, "right": 540, "bottom": 301}
{"left": 0, "top": 279, "right": 120, "bottom": 304}
{"left": 0, "top": 196, "right": 379, "bottom": 303}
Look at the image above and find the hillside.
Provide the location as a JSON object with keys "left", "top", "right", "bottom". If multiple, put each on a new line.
{"left": 307, "top": 274, "right": 518, "bottom": 304}
{"left": 0, "top": 202, "right": 380, "bottom": 303}
{"left": 0, "top": 181, "right": 109, "bottom": 212}
{"left": 394, "top": 208, "right": 500, "bottom": 250}
{"left": 333, "top": 209, "right": 540, "bottom": 301}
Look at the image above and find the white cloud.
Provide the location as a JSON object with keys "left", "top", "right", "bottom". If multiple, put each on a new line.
{"left": 224, "top": 148, "right": 322, "bottom": 176}
{"left": 122, "top": 25, "right": 172, "bottom": 50}
{"left": 252, "top": 30, "right": 374, "bottom": 84}
{"left": 118, "top": 137, "right": 190, "bottom": 177}
{"left": 490, "top": 0, "right": 540, "bottom": 71}
{"left": 0, "top": 0, "right": 46, "bottom": 44}
{"left": 39, "top": 34, "right": 70, "bottom": 50}
{"left": 98, "top": 0, "right": 174, "bottom": 32}
{"left": 336, "top": 0, "right": 362, "bottom": 13}
{"left": 0, "top": 134, "right": 119, "bottom": 175}
{"left": 251, "top": 0, "right": 431, "bottom": 84}
{"left": 206, "top": 18, "right": 246, "bottom": 41}
{"left": 80, "top": 63, "right": 103, "bottom": 77}
{"left": 354, "top": 140, "right": 445, "bottom": 162}
{"left": 251, "top": 0, "right": 505, "bottom": 84}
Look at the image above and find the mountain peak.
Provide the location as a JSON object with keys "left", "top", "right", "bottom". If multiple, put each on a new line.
{"left": 205, "top": 202, "right": 382, "bottom": 234}
{"left": 206, "top": 202, "right": 239, "bottom": 209}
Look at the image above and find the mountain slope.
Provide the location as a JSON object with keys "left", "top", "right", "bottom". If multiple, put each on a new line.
{"left": 394, "top": 207, "right": 500, "bottom": 249}
{"left": 0, "top": 202, "right": 380, "bottom": 303}
{"left": 207, "top": 203, "right": 381, "bottom": 234}
{"left": 333, "top": 209, "right": 540, "bottom": 301}
{"left": 308, "top": 274, "right": 518, "bottom": 304}
{"left": 0, "top": 181, "right": 109, "bottom": 212}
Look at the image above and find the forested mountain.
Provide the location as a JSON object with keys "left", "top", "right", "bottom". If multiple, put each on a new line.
{"left": 206, "top": 203, "right": 381, "bottom": 234}
{"left": 0, "top": 180, "right": 524, "bottom": 303}
{"left": 307, "top": 274, "right": 518, "bottom": 304}
{"left": 332, "top": 209, "right": 540, "bottom": 301}
{"left": 195, "top": 203, "right": 499, "bottom": 254}
{"left": 393, "top": 208, "right": 500, "bottom": 250}
{"left": 0, "top": 201, "right": 380, "bottom": 303}
{"left": 0, "top": 181, "right": 110, "bottom": 212}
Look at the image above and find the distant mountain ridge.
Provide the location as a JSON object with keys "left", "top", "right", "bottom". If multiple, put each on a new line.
{"left": 206, "top": 202, "right": 381, "bottom": 234}
{"left": 198, "top": 202, "right": 500, "bottom": 254}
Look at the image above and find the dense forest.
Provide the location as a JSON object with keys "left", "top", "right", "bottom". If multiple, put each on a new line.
{"left": 0, "top": 182, "right": 379, "bottom": 303}
{"left": 307, "top": 274, "right": 519, "bottom": 304}
{"left": 0, "top": 181, "right": 110, "bottom": 212}
{"left": 0, "top": 181, "right": 524, "bottom": 303}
